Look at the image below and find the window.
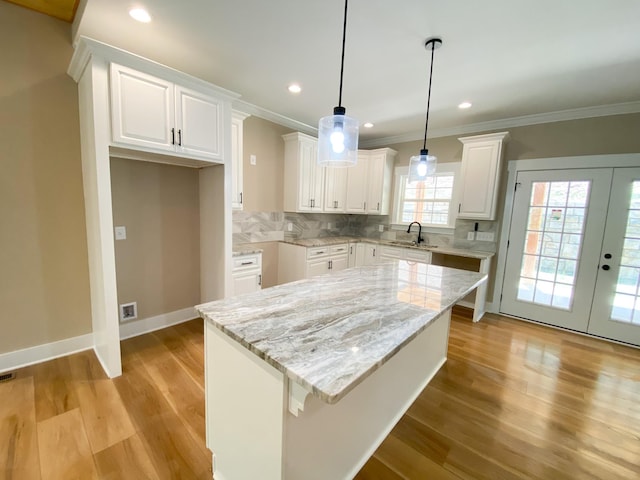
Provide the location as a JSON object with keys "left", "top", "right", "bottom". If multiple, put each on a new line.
{"left": 393, "top": 163, "right": 461, "bottom": 229}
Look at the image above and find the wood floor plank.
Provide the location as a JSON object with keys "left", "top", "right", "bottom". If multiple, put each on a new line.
{"left": 37, "top": 408, "right": 98, "bottom": 480}
{"left": 66, "top": 350, "right": 136, "bottom": 454}
{"left": 355, "top": 455, "right": 404, "bottom": 480}
{"left": 93, "top": 433, "right": 158, "bottom": 480}
{"left": 22, "top": 355, "right": 80, "bottom": 423}
{"left": 144, "top": 355, "right": 206, "bottom": 442}
{"left": 0, "top": 376, "right": 40, "bottom": 480}
{"left": 370, "top": 433, "right": 463, "bottom": 480}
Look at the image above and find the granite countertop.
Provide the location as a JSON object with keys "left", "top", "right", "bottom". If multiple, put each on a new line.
{"left": 196, "top": 261, "right": 486, "bottom": 404}
{"left": 281, "top": 236, "right": 494, "bottom": 260}
{"left": 232, "top": 246, "right": 264, "bottom": 256}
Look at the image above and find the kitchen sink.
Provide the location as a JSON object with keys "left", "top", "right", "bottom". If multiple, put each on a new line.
{"left": 387, "top": 240, "right": 437, "bottom": 249}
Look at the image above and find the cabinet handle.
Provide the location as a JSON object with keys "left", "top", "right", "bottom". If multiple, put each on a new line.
{"left": 310, "top": 199, "right": 314, "bottom": 208}
{"left": 334, "top": 200, "right": 337, "bottom": 208}
{"left": 240, "top": 192, "right": 243, "bottom": 204}
{"left": 178, "top": 129, "right": 182, "bottom": 146}
{"left": 350, "top": 246, "right": 353, "bottom": 254}
{"left": 241, "top": 261, "right": 254, "bottom": 265}
{"left": 329, "top": 260, "right": 333, "bottom": 270}
{"left": 364, "top": 202, "right": 367, "bottom": 211}
{"left": 373, "top": 248, "right": 376, "bottom": 257}
{"left": 458, "top": 203, "right": 461, "bottom": 213}
{"left": 171, "top": 128, "right": 175, "bottom": 145}
{"left": 258, "top": 274, "right": 262, "bottom": 286}
{"left": 377, "top": 202, "right": 380, "bottom": 211}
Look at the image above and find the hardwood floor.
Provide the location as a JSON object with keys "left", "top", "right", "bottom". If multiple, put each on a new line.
{"left": 1, "top": 312, "right": 639, "bottom": 479}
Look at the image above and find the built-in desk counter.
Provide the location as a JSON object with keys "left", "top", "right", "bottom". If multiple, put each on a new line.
{"left": 196, "top": 261, "right": 486, "bottom": 480}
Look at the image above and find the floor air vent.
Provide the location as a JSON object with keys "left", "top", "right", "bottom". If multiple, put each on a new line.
{"left": 0, "top": 372, "right": 16, "bottom": 383}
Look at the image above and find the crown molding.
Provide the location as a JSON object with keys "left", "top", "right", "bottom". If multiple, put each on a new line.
{"left": 359, "top": 101, "right": 640, "bottom": 148}
{"left": 232, "top": 100, "right": 318, "bottom": 137}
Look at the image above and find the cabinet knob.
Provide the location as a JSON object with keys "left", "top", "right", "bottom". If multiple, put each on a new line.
{"left": 604, "top": 253, "right": 612, "bottom": 259}
{"left": 602, "top": 264, "right": 610, "bottom": 271}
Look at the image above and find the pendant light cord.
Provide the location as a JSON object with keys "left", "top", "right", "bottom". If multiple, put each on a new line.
{"left": 337, "top": 0, "right": 349, "bottom": 108}
{"left": 423, "top": 41, "right": 436, "bottom": 151}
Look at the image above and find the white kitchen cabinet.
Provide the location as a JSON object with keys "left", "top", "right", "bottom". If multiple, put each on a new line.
{"left": 305, "top": 244, "right": 349, "bottom": 277}
{"left": 110, "top": 63, "right": 223, "bottom": 162}
{"left": 283, "top": 132, "right": 325, "bottom": 212}
{"left": 378, "top": 245, "right": 431, "bottom": 264}
{"left": 345, "top": 149, "right": 396, "bottom": 214}
{"left": 231, "top": 111, "right": 249, "bottom": 210}
{"left": 232, "top": 252, "right": 262, "bottom": 296}
{"left": 324, "top": 167, "right": 347, "bottom": 212}
{"left": 362, "top": 243, "right": 379, "bottom": 266}
{"left": 457, "top": 132, "right": 509, "bottom": 220}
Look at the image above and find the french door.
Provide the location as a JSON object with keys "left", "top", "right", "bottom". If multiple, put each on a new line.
{"left": 501, "top": 167, "right": 640, "bottom": 347}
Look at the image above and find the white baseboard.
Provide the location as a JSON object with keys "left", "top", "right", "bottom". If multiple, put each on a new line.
{"left": 119, "top": 307, "right": 198, "bottom": 340}
{"left": 0, "top": 333, "right": 93, "bottom": 374}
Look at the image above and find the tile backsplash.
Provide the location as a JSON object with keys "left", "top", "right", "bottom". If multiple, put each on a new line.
{"left": 233, "top": 211, "right": 497, "bottom": 252}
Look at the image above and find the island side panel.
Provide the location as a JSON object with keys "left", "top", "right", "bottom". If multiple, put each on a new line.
{"left": 283, "top": 310, "right": 451, "bottom": 480}
{"left": 205, "top": 322, "right": 286, "bottom": 480}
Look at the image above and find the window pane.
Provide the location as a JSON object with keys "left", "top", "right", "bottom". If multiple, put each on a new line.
{"left": 398, "top": 174, "right": 455, "bottom": 226}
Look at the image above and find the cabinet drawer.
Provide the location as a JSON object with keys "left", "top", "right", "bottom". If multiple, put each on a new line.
{"left": 329, "top": 244, "right": 349, "bottom": 255}
{"left": 307, "top": 246, "right": 331, "bottom": 259}
{"left": 233, "top": 254, "right": 262, "bottom": 271}
{"left": 379, "top": 246, "right": 404, "bottom": 259}
{"left": 406, "top": 250, "right": 431, "bottom": 263}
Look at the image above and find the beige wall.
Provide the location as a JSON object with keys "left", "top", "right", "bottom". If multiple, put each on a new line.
{"left": 110, "top": 158, "right": 201, "bottom": 320}
{"left": 242, "top": 116, "right": 292, "bottom": 212}
{"left": 0, "top": 2, "right": 92, "bottom": 354}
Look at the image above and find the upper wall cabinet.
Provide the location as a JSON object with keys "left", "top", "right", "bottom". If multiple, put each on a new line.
{"left": 457, "top": 132, "right": 510, "bottom": 220}
{"left": 345, "top": 149, "right": 396, "bottom": 215}
{"left": 110, "top": 63, "right": 223, "bottom": 162}
{"left": 283, "top": 132, "right": 325, "bottom": 212}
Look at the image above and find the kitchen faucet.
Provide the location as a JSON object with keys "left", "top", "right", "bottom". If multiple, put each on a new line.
{"left": 406, "top": 221, "right": 424, "bottom": 244}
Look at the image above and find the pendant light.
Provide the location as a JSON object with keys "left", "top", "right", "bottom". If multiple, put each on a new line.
{"left": 408, "top": 37, "right": 442, "bottom": 183}
{"left": 317, "top": 0, "right": 358, "bottom": 167}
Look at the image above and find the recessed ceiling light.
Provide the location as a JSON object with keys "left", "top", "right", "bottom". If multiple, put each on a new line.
{"left": 129, "top": 8, "right": 151, "bottom": 23}
{"left": 288, "top": 84, "right": 302, "bottom": 94}
{"left": 458, "top": 101, "right": 472, "bottom": 109}
{"left": 363, "top": 122, "right": 374, "bottom": 128}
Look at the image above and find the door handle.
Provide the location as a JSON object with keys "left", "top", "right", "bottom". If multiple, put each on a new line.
{"left": 602, "top": 265, "right": 610, "bottom": 271}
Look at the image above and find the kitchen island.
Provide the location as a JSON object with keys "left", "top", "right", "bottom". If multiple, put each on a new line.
{"left": 196, "top": 260, "right": 486, "bottom": 480}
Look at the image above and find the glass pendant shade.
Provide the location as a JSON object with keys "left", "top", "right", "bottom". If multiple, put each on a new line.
{"left": 318, "top": 107, "right": 359, "bottom": 167}
{"left": 408, "top": 148, "right": 437, "bottom": 183}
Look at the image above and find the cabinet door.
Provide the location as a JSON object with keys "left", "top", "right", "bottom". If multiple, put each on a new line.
{"left": 110, "top": 63, "right": 174, "bottom": 152}
{"left": 348, "top": 243, "right": 358, "bottom": 267}
{"left": 345, "top": 153, "right": 369, "bottom": 213}
{"left": 306, "top": 259, "right": 329, "bottom": 278}
{"left": 175, "top": 86, "right": 222, "bottom": 161}
{"left": 232, "top": 271, "right": 261, "bottom": 296}
{"left": 405, "top": 249, "right": 431, "bottom": 264}
{"left": 298, "top": 138, "right": 324, "bottom": 212}
{"left": 330, "top": 255, "right": 349, "bottom": 272}
{"left": 458, "top": 133, "right": 508, "bottom": 220}
{"left": 366, "top": 152, "right": 387, "bottom": 214}
{"left": 231, "top": 112, "right": 246, "bottom": 210}
{"left": 324, "top": 167, "right": 347, "bottom": 212}
{"left": 363, "top": 244, "right": 378, "bottom": 266}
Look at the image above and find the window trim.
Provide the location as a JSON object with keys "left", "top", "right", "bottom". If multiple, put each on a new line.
{"left": 391, "top": 162, "right": 461, "bottom": 232}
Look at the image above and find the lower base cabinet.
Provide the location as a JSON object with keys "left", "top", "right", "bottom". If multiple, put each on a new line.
{"left": 232, "top": 253, "right": 262, "bottom": 296}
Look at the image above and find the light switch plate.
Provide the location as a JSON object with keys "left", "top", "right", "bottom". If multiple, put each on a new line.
{"left": 115, "top": 226, "right": 127, "bottom": 240}
{"left": 467, "top": 232, "right": 475, "bottom": 241}
{"left": 250, "top": 154, "right": 257, "bottom": 165}
{"left": 378, "top": 224, "right": 384, "bottom": 232}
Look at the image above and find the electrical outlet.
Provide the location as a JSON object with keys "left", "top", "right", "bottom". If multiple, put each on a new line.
{"left": 114, "top": 226, "right": 126, "bottom": 240}
{"left": 476, "top": 232, "right": 495, "bottom": 241}
{"left": 327, "top": 222, "right": 333, "bottom": 229}
{"left": 378, "top": 224, "right": 384, "bottom": 232}
{"left": 287, "top": 222, "right": 293, "bottom": 232}
{"left": 119, "top": 302, "right": 137, "bottom": 322}
{"left": 250, "top": 154, "right": 257, "bottom": 165}
{"left": 467, "top": 232, "right": 475, "bottom": 241}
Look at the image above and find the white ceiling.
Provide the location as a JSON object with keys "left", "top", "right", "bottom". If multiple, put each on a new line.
{"left": 73, "top": 0, "right": 640, "bottom": 147}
